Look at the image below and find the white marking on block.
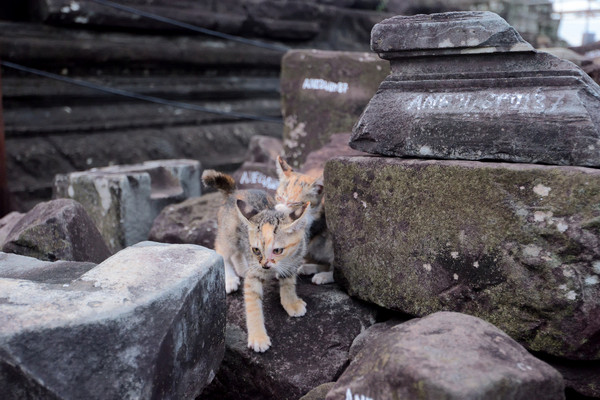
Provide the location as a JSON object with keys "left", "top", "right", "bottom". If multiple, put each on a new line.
{"left": 533, "top": 184, "right": 551, "bottom": 197}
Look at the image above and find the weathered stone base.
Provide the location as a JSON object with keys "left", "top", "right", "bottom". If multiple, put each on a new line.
{"left": 324, "top": 156, "right": 600, "bottom": 360}
{"left": 0, "top": 242, "right": 225, "bottom": 400}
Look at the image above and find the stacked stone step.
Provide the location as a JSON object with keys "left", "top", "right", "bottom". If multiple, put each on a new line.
{"left": 325, "top": 11, "right": 600, "bottom": 399}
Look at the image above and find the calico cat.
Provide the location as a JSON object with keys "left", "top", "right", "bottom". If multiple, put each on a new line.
{"left": 275, "top": 156, "right": 335, "bottom": 284}
{"left": 202, "top": 169, "right": 311, "bottom": 352}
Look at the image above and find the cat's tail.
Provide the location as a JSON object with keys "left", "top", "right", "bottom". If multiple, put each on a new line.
{"left": 202, "top": 169, "right": 237, "bottom": 196}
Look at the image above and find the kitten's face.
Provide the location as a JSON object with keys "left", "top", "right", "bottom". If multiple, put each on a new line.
{"left": 237, "top": 199, "right": 309, "bottom": 277}
{"left": 275, "top": 156, "right": 323, "bottom": 211}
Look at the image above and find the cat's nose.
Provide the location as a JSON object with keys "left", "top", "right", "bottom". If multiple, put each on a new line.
{"left": 262, "top": 263, "right": 271, "bottom": 270}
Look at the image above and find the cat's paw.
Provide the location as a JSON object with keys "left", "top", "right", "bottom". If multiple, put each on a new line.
{"left": 297, "top": 263, "right": 319, "bottom": 275}
{"left": 312, "top": 271, "right": 334, "bottom": 285}
{"left": 282, "top": 298, "right": 307, "bottom": 317}
{"left": 247, "top": 332, "right": 271, "bottom": 352}
{"left": 226, "top": 275, "right": 241, "bottom": 294}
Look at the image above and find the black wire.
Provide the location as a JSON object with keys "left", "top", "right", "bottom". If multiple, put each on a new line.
{"left": 88, "top": 0, "right": 291, "bottom": 53}
{"left": 1, "top": 61, "right": 283, "bottom": 124}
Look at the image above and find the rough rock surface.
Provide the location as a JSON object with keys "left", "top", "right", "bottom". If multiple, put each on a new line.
{"left": 351, "top": 12, "right": 600, "bottom": 167}
{"left": 0, "top": 252, "right": 96, "bottom": 284}
{"left": 149, "top": 192, "right": 222, "bottom": 249}
{"left": 55, "top": 159, "right": 201, "bottom": 252}
{"left": 2, "top": 198, "right": 111, "bottom": 263}
{"left": 281, "top": 49, "right": 389, "bottom": 168}
{"left": 0, "top": 212, "right": 24, "bottom": 247}
{"left": 202, "top": 277, "right": 378, "bottom": 400}
{"left": 299, "top": 132, "right": 368, "bottom": 178}
{"left": 299, "top": 382, "right": 335, "bottom": 400}
{"left": 325, "top": 156, "right": 600, "bottom": 360}
{"left": 0, "top": 242, "right": 225, "bottom": 400}
{"left": 326, "top": 312, "right": 565, "bottom": 400}
{"left": 545, "top": 358, "right": 600, "bottom": 398}
{"left": 244, "top": 135, "right": 284, "bottom": 165}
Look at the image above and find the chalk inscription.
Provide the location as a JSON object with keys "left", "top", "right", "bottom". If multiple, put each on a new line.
{"left": 302, "top": 78, "right": 349, "bottom": 94}
{"left": 239, "top": 171, "right": 278, "bottom": 190}
{"left": 405, "top": 92, "right": 565, "bottom": 113}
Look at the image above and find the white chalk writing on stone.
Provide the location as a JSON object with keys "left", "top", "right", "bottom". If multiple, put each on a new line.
{"left": 302, "top": 78, "right": 349, "bottom": 94}
{"left": 239, "top": 171, "right": 279, "bottom": 190}
{"left": 345, "top": 388, "right": 374, "bottom": 400}
{"left": 405, "top": 92, "right": 565, "bottom": 113}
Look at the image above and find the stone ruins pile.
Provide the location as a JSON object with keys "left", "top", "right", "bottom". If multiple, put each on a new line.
{"left": 2, "top": 11, "right": 600, "bottom": 400}
{"left": 326, "top": 11, "right": 600, "bottom": 399}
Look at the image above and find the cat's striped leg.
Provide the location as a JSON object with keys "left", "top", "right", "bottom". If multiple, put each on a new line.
{"left": 244, "top": 275, "right": 271, "bottom": 352}
{"left": 279, "top": 275, "right": 307, "bottom": 317}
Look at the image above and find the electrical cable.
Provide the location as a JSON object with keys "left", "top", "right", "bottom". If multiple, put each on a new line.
{"left": 88, "top": 0, "right": 291, "bottom": 53}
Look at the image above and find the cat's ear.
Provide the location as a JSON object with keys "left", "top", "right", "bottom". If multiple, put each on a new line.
{"left": 311, "top": 175, "right": 324, "bottom": 196}
{"left": 276, "top": 156, "right": 293, "bottom": 179}
{"left": 236, "top": 199, "right": 259, "bottom": 225}
{"left": 285, "top": 202, "right": 310, "bottom": 231}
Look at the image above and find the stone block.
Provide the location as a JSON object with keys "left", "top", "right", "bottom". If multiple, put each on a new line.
{"left": 202, "top": 278, "right": 378, "bottom": 400}
{"left": 2, "top": 199, "right": 111, "bottom": 263}
{"left": 325, "top": 156, "right": 600, "bottom": 360}
{"left": 54, "top": 159, "right": 201, "bottom": 252}
{"left": 351, "top": 12, "right": 600, "bottom": 167}
{"left": 149, "top": 192, "right": 222, "bottom": 249}
{"left": 326, "top": 312, "right": 565, "bottom": 400}
{"left": 0, "top": 242, "right": 225, "bottom": 400}
{"left": 281, "top": 49, "right": 389, "bottom": 168}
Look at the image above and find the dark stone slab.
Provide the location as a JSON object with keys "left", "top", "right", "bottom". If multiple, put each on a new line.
{"left": 351, "top": 12, "right": 600, "bottom": 167}
{"left": 325, "top": 156, "right": 600, "bottom": 360}
{"left": 2, "top": 199, "right": 111, "bottom": 263}
{"left": 326, "top": 312, "right": 565, "bottom": 400}
{"left": 202, "top": 277, "right": 378, "bottom": 400}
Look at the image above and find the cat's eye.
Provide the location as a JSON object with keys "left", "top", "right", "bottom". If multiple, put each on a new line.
{"left": 252, "top": 247, "right": 262, "bottom": 256}
{"left": 272, "top": 248, "right": 284, "bottom": 255}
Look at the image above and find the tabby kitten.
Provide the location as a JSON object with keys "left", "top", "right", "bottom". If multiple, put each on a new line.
{"left": 275, "top": 156, "right": 335, "bottom": 284}
{"left": 202, "top": 169, "right": 311, "bottom": 352}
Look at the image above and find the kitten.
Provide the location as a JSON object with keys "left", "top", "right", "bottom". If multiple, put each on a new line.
{"left": 202, "top": 169, "right": 311, "bottom": 352}
{"left": 275, "top": 156, "right": 335, "bottom": 285}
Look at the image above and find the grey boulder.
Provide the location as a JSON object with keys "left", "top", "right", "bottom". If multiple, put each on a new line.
{"left": 2, "top": 198, "right": 111, "bottom": 263}
{"left": 0, "top": 242, "right": 225, "bottom": 400}
{"left": 327, "top": 312, "right": 565, "bottom": 400}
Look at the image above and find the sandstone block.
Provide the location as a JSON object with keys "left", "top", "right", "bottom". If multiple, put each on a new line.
{"left": 54, "top": 159, "right": 201, "bottom": 252}
{"left": 2, "top": 199, "right": 110, "bottom": 263}
{"left": 0, "top": 212, "right": 24, "bottom": 247}
{"left": 0, "top": 242, "right": 225, "bottom": 400}
{"left": 326, "top": 312, "right": 565, "bottom": 400}
{"left": 202, "top": 278, "right": 378, "bottom": 400}
{"left": 325, "top": 156, "right": 600, "bottom": 360}
{"left": 281, "top": 49, "right": 389, "bottom": 168}
{"left": 149, "top": 192, "right": 222, "bottom": 249}
{"left": 351, "top": 12, "right": 600, "bottom": 167}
